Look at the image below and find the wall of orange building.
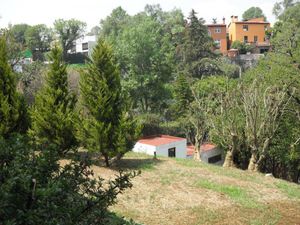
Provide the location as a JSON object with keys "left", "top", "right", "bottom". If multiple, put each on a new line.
{"left": 207, "top": 26, "right": 227, "bottom": 54}
{"left": 229, "top": 23, "right": 270, "bottom": 45}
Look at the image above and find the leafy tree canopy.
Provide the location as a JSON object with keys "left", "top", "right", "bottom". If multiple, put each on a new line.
{"left": 242, "top": 7, "right": 266, "bottom": 21}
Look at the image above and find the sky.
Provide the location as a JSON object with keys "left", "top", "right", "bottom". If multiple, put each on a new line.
{"left": 0, "top": 0, "right": 278, "bottom": 30}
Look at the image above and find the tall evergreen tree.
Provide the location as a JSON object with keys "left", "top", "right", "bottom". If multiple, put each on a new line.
{"left": 179, "top": 10, "right": 216, "bottom": 78}
{"left": 173, "top": 73, "right": 193, "bottom": 117}
{"left": 0, "top": 37, "right": 21, "bottom": 138}
{"left": 79, "top": 39, "right": 127, "bottom": 167}
{"left": 29, "top": 46, "right": 77, "bottom": 154}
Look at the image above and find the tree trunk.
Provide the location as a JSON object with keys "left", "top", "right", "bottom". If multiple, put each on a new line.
{"left": 223, "top": 151, "right": 234, "bottom": 167}
{"left": 223, "top": 133, "right": 238, "bottom": 168}
{"left": 104, "top": 155, "right": 110, "bottom": 167}
{"left": 248, "top": 153, "right": 259, "bottom": 172}
{"left": 194, "top": 136, "right": 201, "bottom": 161}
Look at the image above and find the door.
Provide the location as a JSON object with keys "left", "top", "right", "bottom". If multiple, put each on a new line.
{"left": 168, "top": 148, "right": 176, "bottom": 158}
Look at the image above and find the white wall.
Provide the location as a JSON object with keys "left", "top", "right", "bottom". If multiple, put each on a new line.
{"left": 133, "top": 142, "right": 157, "bottom": 156}
{"left": 133, "top": 139, "right": 187, "bottom": 159}
{"left": 156, "top": 140, "right": 187, "bottom": 159}
{"left": 75, "top": 35, "right": 97, "bottom": 57}
{"left": 200, "top": 147, "right": 223, "bottom": 163}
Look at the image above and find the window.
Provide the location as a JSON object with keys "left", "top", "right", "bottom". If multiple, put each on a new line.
{"left": 254, "top": 36, "right": 258, "bottom": 43}
{"left": 168, "top": 148, "right": 176, "bottom": 158}
{"left": 215, "top": 28, "right": 221, "bottom": 33}
{"left": 214, "top": 40, "right": 221, "bottom": 48}
{"left": 244, "top": 36, "right": 248, "bottom": 43}
{"left": 243, "top": 25, "right": 248, "bottom": 31}
{"left": 82, "top": 42, "right": 88, "bottom": 51}
{"left": 208, "top": 154, "right": 222, "bottom": 163}
{"left": 208, "top": 30, "right": 211, "bottom": 36}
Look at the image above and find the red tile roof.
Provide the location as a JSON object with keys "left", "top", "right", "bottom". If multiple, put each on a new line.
{"left": 206, "top": 24, "right": 226, "bottom": 27}
{"left": 138, "top": 135, "right": 186, "bottom": 146}
{"left": 186, "top": 143, "right": 217, "bottom": 156}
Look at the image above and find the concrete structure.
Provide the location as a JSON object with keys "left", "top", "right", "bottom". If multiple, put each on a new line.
{"left": 72, "top": 35, "right": 97, "bottom": 57}
{"left": 187, "top": 143, "right": 223, "bottom": 164}
{"left": 133, "top": 135, "right": 187, "bottom": 159}
{"left": 207, "top": 18, "right": 227, "bottom": 54}
{"left": 228, "top": 16, "right": 270, "bottom": 53}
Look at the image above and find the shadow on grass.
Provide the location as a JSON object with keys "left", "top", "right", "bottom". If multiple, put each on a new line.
{"left": 107, "top": 212, "right": 143, "bottom": 225}
{"left": 113, "top": 157, "right": 161, "bottom": 171}
{"left": 65, "top": 150, "right": 162, "bottom": 171}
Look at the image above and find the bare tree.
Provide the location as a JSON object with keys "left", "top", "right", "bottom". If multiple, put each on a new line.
{"left": 210, "top": 89, "right": 245, "bottom": 167}
{"left": 242, "top": 79, "right": 292, "bottom": 171}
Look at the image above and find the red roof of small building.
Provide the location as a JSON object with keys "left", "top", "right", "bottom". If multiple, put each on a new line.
{"left": 138, "top": 135, "right": 186, "bottom": 147}
{"left": 186, "top": 143, "right": 217, "bottom": 156}
{"left": 206, "top": 24, "right": 226, "bottom": 27}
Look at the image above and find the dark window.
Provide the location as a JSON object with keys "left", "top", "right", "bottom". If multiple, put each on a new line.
{"left": 168, "top": 148, "right": 176, "bottom": 158}
{"left": 82, "top": 42, "right": 88, "bottom": 51}
{"left": 208, "top": 154, "right": 222, "bottom": 163}
{"left": 244, "top": 36, "right": 248, "bottom": 43}
{"left": 215, "top": 28, "right": 221, "bottom": 33}
{"left": 254, "top": 36, "right": 258, "bottom": 43}
{"left": 243, "top": 25, "right": 248, "bottom": 31}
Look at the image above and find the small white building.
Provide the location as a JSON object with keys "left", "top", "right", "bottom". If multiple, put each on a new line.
{"left": 73, "top": 35, "right": 97, "bottom": 57}
{"left": 133, "top": 135, "right": 187, "bottom": 159}
{"left": 187, "top": 143, "right": 223, "bottom": 164}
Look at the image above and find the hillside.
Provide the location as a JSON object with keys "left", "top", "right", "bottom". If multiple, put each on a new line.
{"left": 87, "top": 152, "right": 300, "bottom": 225}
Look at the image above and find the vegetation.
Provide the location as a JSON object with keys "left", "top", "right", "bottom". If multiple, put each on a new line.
{"left": 1, "top": 1, "right": 300, "bottom": 224}
{"left": 29, "top": 46, "right": 77, "bottom": 154}
{"left": 242, "top": 7, "right": 266, "bottom": 21}
{"left": 78, "top": 38, "right": 139, "bottom": 166}
{"left": 231, "top": 40, "right": 254, "bottom": 53}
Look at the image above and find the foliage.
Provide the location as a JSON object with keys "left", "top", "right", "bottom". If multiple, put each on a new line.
{"left": 271, "top": 3, "right": 300, "bottom": 66}
{"left": 29, "top": 46, "right": 77, "bottom": 154}
{"left": 0, "top": 134, "right": 139, "bottom": 225}
{"left": 79, "top": 39, "right": 139, "bottom": 166}
{"left": 54, "top": 19, "right": 86, "bottom": 59}
{"left": 10, "top": 23, "right": 31, "bottom": 45}
{"left": 178, "top": 10, "right": 216, "bottom": 78}
{"left": 18, "top": 61, "right": 45, "bottom": 105}
{"left": 230, "top": 40, "right": 254, "bottom": 54}
{"left": 273, "top": 0, "right": 299, "bottom": 17}
{"left": 242, "top": 7, "right": 266, "bottom": 21}
{"left": 173, "top": 74, "right": 193, "bottom": 117}
{"left": 25, "top": 24, "right": 52, "bottom": 61}
{"left": 0, "top": 37, "right": 22, "bottom": 138}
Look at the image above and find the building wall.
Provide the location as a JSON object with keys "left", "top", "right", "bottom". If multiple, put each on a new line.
{"left": 75, "top": 35, "right": 97, "bottom": 57}
{"left": 207, "top": 25, "right": 227, "bottom": 54}
{"left": 133, "top": 143, "right": 157, "bottom": 155}
{"left": 133, "top": 139, "right": 187, "bottom": 159}
{"left": 156, "top": 140, "right": 187, "bottom": 159}
{"left": 229, "top": 22, "right": 270, "bottom": 45}
{"left": 200, "top": 147, "right": 223, "bottom": 164}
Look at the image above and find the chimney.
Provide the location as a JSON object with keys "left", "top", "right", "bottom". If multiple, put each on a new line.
{"left": 231, "top": 16, "right": 238, "bottom": 22}
{"left": 223, "top": 17, "right": 226, "bottom": 24}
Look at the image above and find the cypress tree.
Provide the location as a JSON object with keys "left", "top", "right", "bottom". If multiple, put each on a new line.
{"left": 0, "top": 37, "right": 20, "bottom": 138}
{"left": 173, "top": 73, "right": 193, "bottom": 117}
{"left": 79, "top": 39, "right": 128, "bottom": 167}
{"left": 29, "top": 46, "right": 77, "bottom": 153}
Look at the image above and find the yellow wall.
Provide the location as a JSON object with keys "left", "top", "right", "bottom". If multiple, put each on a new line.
{"left": 229, "top": 22, "right": 270, "bottom": 45}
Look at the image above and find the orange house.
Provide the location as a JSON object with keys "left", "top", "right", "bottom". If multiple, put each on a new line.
{"left": 228, "top": 16, "right": 270, "bottom": 53}
{"left": 207, "top": 19, "right": 227, "bottom": 54}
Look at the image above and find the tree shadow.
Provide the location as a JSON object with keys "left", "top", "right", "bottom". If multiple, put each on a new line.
{"left": 106, "top": 212, "right": 143, "bottom": 225}
{"left": 112, "top": 157, "right": 162, "bottom": 171}
{"left": 65, "top": 150, "right": 162, "bottom": 171}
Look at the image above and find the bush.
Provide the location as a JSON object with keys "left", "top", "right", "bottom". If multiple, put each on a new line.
{"left": 230, "top": 40, "right": 254, "bottom": 54}
{"left": 0, "top": 134, "right": 139, "bottom": 225}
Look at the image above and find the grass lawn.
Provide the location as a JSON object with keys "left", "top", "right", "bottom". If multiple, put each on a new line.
{"left": 81, "top": 152, "right": 300, "bottom": 225}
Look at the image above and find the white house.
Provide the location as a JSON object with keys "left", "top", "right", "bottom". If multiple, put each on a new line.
{"left": 73, "top": 35, "right": 97, "bottom": 57}
{"left": 187, "top": 143, "right": 223, "bottom": 164}
{"left": 133, "top": 135, "right": 187, "bottom": 159}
